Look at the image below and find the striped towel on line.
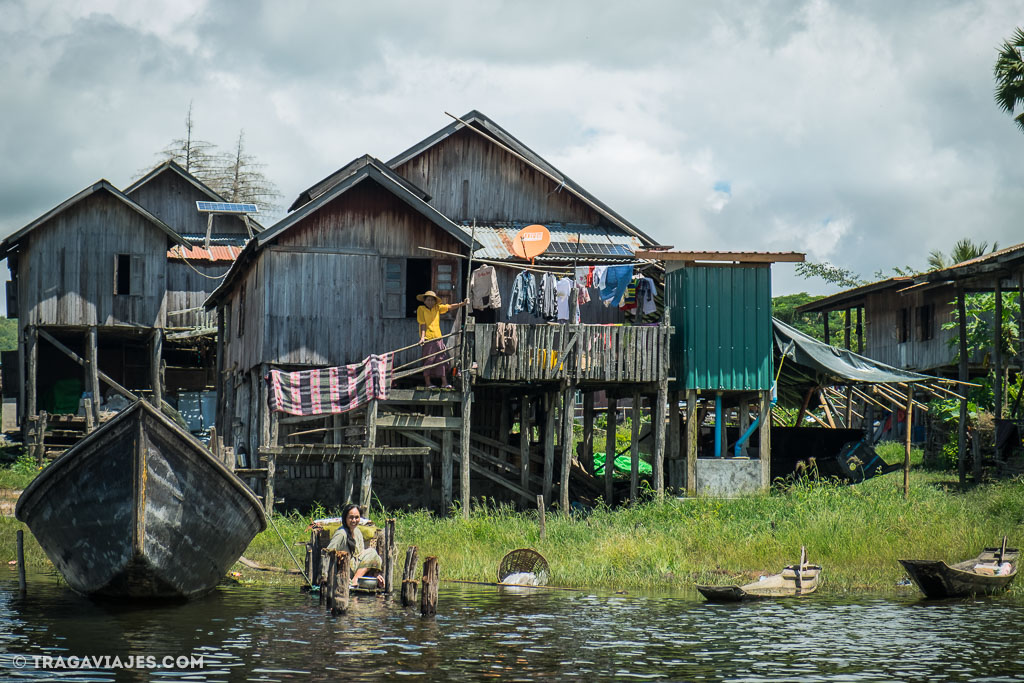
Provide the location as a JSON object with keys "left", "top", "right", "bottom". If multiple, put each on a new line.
{"left": 267, "top": 353, "right": 392, "bottom": 416}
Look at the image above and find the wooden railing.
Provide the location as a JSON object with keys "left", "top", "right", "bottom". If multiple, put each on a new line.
{"left": 468, "top": 323, "right": 671, "bottom": 383}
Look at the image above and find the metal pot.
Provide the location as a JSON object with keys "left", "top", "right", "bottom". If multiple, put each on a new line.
{"left": 357, "top": 576, "right": 379, "bottom": 590}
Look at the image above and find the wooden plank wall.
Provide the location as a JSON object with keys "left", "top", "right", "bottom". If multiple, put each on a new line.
{"left": 127, "top": 170, "right": 251, "bottom": 236}
{"left": 20, "top": 191, "right": 168, "bottom": 328}
{"left": 166, "top": 261, "right": 231, "bottom": 329}
{"left": 393, "top": 125, "right": 603, "bottom": 225}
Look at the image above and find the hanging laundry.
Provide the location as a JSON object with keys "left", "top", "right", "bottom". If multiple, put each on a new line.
{"left": 600, "top": 265, "right": 633, "bottom": 307}
{"left": 555, "top": 277, "right": 573, "bottom": 322}
{"left": 506, "top": 271, "right": 537, "bottom": 319}
{"left": 638, "top": 277, "right": 657, "bottom": 315}
{"left": 592, "top": 266, "right": 608, "bottom": 290}
{"left": 469, "top": 265, "right": 501, "bottom": 311}
{"left": 577, "top": 285, "right": 591, "bottom": 306}
{"left": 537, "top": 272, "right": 559, "bottom": 321}
{"left": 574, "top": 266, "right": 595, "bottom": 288}
{"left": 493, "top": 322, "right": 519, "bottom": 355}
{"left": 620, "top": 278, "right": 638, "bottom": 311}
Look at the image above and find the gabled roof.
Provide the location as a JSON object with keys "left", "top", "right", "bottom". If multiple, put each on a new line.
{"left": 794, "top": 276, "right": 916, "bottom": 314}
{"left": 0, "top": 180, "right": 190, "bottom": 258}
{"left": 125, "top": 159, "right": 264, "bottom": 233}
{"left": 386, "top": 110, "right": 658, "bottom": 246}
{"left": 288, "top": 154, "right": 431, "bottom": 212}
{"left": 207, "top": 156, "right": 479, "bottom": 306}
{"left": 922, "top": 242, "right": 1024, "bottom": 282}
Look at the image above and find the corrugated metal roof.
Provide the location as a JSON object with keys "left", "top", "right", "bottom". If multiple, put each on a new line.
{"left": 167, "top": 245, "right": 242, "bottom": 262}
{"left": 464, "top": 222, "right": 641, "bottom": 262}
{"left": 179, "top": 233, "right": 250, "bottom": 247}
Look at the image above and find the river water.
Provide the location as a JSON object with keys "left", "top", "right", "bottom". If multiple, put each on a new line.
{"left": 1, "top": 573, "right": 1023, "bottom": 681}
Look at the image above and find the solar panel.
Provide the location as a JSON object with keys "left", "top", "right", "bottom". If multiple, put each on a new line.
{"left": 545, "top": 241, "right": 633, "bottom": 256}
{"left": 196, "top": 201, "right": 259, "bottom": 214}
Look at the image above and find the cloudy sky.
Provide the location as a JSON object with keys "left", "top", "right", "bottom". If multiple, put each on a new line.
{"left": 3, "top": 0, "right": 1024, "bottom": 299}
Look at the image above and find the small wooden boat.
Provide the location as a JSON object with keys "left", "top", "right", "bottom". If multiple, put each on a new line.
{"left": 899, "top": 538, "right": 1018, "bottom": 599}
{"left": 16, "top": 400, "right": 266, "bottom": 599}
{"left": 697, "top": 547, "right": 821, "bottom": 602}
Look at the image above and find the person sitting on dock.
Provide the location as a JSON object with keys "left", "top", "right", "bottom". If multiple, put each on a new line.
{"left": 327, "top": 504, "right": 383, "bottom": 587}
{"left": 416, "top": 290, "right": 469, "bottom": 389}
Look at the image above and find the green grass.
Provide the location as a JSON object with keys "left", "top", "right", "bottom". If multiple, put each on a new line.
{"left": 226, "top": 459, "right": 1024, "bottom": 595}
{"left": 0, "top": 448, "right": 39, "bottom": 491}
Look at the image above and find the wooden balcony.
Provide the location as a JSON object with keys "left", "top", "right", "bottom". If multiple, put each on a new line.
{"left": 467, "top": 323, "right": 671, "bottom": 384}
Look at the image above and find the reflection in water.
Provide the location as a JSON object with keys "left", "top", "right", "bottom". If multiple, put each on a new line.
{"left": 2, "top": 574, "right": 1024, "bottom": 681}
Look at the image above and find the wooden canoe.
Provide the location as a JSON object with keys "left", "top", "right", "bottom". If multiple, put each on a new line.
{"left": 697, "top": 547, "right": 821, "bottom": 602}
{"left": 16, "top": 400, "right": 266, "bottom": 600}
{"left": 899, "top": 540, "right": 1018, "bottom": 599}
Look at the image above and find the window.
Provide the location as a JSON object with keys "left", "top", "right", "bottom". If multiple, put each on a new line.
{"left": 114, "top": 254, "right": 131, "bottom": 295}
{"left": 383, "top": 257, "right": 461, "bottom": 319}
{"left": 898, "top": 307, "right": 910, "bottom": 343}
{"left": 916, "top": 304, "right": 934, "bottom": 341}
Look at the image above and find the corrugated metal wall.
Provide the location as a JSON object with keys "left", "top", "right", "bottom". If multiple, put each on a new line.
{"left": 667, "top": 265, "right": 773, "bottom": 391}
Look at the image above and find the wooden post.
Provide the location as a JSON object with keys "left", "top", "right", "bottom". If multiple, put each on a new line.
{"left": 384, "top": 518, "right": 396, "bottom": 596}
{"left": 543, "top": 391, "right": 556, "bottom": 504}
{"left": 904, "top": 385, "right": 913, "bottom": 500}
{"left": 83, "top": 398, "right": 95, "bottom": 433}
{"left": 332, "top": 551, "right": 350, "bottom": 616}
{"left": 361, "top": 399, "right": 377, "bottom": 511}
{"left": 844, "top": 308, "right": 851, "bottom": 350}
{"left": 856, "top": 306, "right": 864, "bottom": 353}
{"left": 24, "top": 325, "right": 37, "bottom": 445}
{"left": 401, "top": 545, "right": 419, "bottom": 606}
{"left": 324, "top": 550, "right": 336, "bottom": 609}
{"left": 421, "top": 557, "right": 439, "bottom": 617}
{"left": 16, "top": 324, "right": 24, "bottom": 433}
{"left": 995, "top": 278, "right": 1003, "bottom": 420}
{"left": 737, "top": 398, "right": 750, "bottom": 457}
{"left": 668, "top": 390, "right": 681, "bottom": 491}
{"left": 460, "top": 386, "right": 472, "bottom": 520}
{"left": 85, "top": 326, "right": 101, "bottom": 426}
{"left": 686, "top": 390, "right": 698, "bottom": 496}
{"left": 150, "top": 328, "right": 163, "bottom": 408}
{"left": 759, "top": 390, "right": 772, "bottom": 489}
{"left": 604, "top": 397, "right": 617, "bottom": 505}
{"left": 653, "top": 379, "right": 668, "bottom": 497}
{"left": 844, "top": 388, "right": 854, "bottom": 430}
{"left": 264, "top": 406, "right": 278, "bottom": 515}
{"left": 34, "top": 411, "right": 48, "bottom": 466}
{"left": 16, "top": 529, "right": 26, "bottom": 594}
{"left": 536, "top": 494, "right": 546, "bottom": 540}
{"left": 520, "top": 394, "right": 531, "bottom": 501}
{"left": 582, "top": 392, "right": 595, "bottom": 476}
{"left": 956, "top": 285, "right": 969, "bottom": 486}
{"left": 560, "top": 382, "right": 574, "bottom": 513}
{"left": 823, "top": 313, "right": 831, "bottom": 345}
{"left": 630, "top": 390, "right": 641, "bottom": 502}
{"left": 442, "top": 402, "right": 453, "bottom": 513}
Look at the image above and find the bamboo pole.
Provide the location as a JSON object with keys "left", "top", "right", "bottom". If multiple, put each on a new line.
{"left": 904, "top": 386, "right": 913, "bottom": 500}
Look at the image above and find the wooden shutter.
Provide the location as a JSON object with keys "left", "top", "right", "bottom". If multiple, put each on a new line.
{"left": 383, "top": 258, "right": 405, "bottom": 319}
{"left": 432, "top": 259, "right": 456, "bottom": 305}
{"left": 130, "top": 255, "right": 144, "bottom": 297}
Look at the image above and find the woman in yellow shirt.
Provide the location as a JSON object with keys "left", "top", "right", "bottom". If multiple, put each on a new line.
{"left": 416, "top": 290, "right": 469, "bottom": 389}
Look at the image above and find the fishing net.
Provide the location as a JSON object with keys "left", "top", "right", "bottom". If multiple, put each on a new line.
{"left": 498, "top": 549, "right": 550, "bottom": 585}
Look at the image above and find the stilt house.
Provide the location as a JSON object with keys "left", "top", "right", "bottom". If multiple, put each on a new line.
{"left": 2, "top": 161, "right": 257, "bottom": 453}
{"left": 209, "top": 112, "right": 675, "bottom": 514}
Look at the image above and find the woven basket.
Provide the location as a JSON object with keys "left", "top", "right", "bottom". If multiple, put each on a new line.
{"left": 498, "top": 549, "right": 550, "bottom": 585}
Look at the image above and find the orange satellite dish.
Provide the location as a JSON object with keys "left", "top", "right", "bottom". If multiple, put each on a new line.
{"left": 510, "top": 224, "right": 551, "bottom": 260}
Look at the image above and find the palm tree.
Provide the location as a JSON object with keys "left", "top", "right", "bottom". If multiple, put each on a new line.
{"left": 927, "top": 239, "right": 998, "bottom": 271}
{"left": 995, "top": 27, "right": 1024, "bottom": 133}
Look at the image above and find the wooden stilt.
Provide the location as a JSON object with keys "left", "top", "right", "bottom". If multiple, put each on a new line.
{"left": 560, "top": 382, "right": 574, "bottom": 513}
{"left": 520, "top": 394, "right": 531, "bottom": 501}
{"left": 86, "top": 326, "right": 101, "bottom": 426}
{"left": 150, "top": 328, "right": 163, "bottom": 408}
{"left": 460, "top": 386, "right": 472, "bottom": 520}
{"left": 24, "top": 325, "right": 37, "bottom": 445}
{"left": 653, "top": 379, "right": 668, "bottom": 497}
{"left": 543, "top": 391, "right": 556, "bottom": 504}
{"left": 17, "top": 529, "right": 25, "bottom": 594}
{"left": 995, "top": 278, "right": 1003, "bottom": 420}
{"left": 582, "top": 392, "right": 595, "bottom": 476}
{"left": 759, "top": 390, "right": 772, "bottom": 489}
{"left": 630, "top": 390, "right": 641, "bottom": 502}
{"left": 604, "top": 397, "right": 617, "bottom": 505}
{"left": 686, "top": 390, "right": 698, "bottom": 496}
{"left": 384, "top": 518, "right": 396, "bottom": 596}
{"left": 332, "top": 551, "right": 350, "bottom": 616}
{"left": 361, "top": 399, "right": 377, "bottom": 511}
{"left": 668, "top": 390, "right": 681, "bottom": 491}
{"left": 738, "top": 397, "right": 750, "bottom": 457}
{"left": 421, "top": 557, "right": 439, "bottom": 617}
{"left": 442, "top": 402, "right": 453, "bottom": 513}
{"left": 83, "top": 398, "right": 95, "bottom": 433}
{"left": 324, "top": 550, "right": 335, "bottom": 609}
{"left": 537, "top": 494, "right": 546, "bottom": 540}
{"left": 956, "top": 285, "right": 969, "bottom": 486}
{"left": 401, "top": 545, "right": 419, "bottom": 606}
{"left": 33, "top": 411, "right": 48, "bottom": 466}
{"left": 904, "top": 386, "right": 913, "bottom": 500}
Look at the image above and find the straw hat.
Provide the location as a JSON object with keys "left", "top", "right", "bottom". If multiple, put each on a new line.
{"left": 416, "top": 290, "right": 440, "bottom": 302}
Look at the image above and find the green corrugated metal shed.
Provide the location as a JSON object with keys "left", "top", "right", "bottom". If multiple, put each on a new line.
{"left": 666, "top": 264, "right": 773, "bottom": 391}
